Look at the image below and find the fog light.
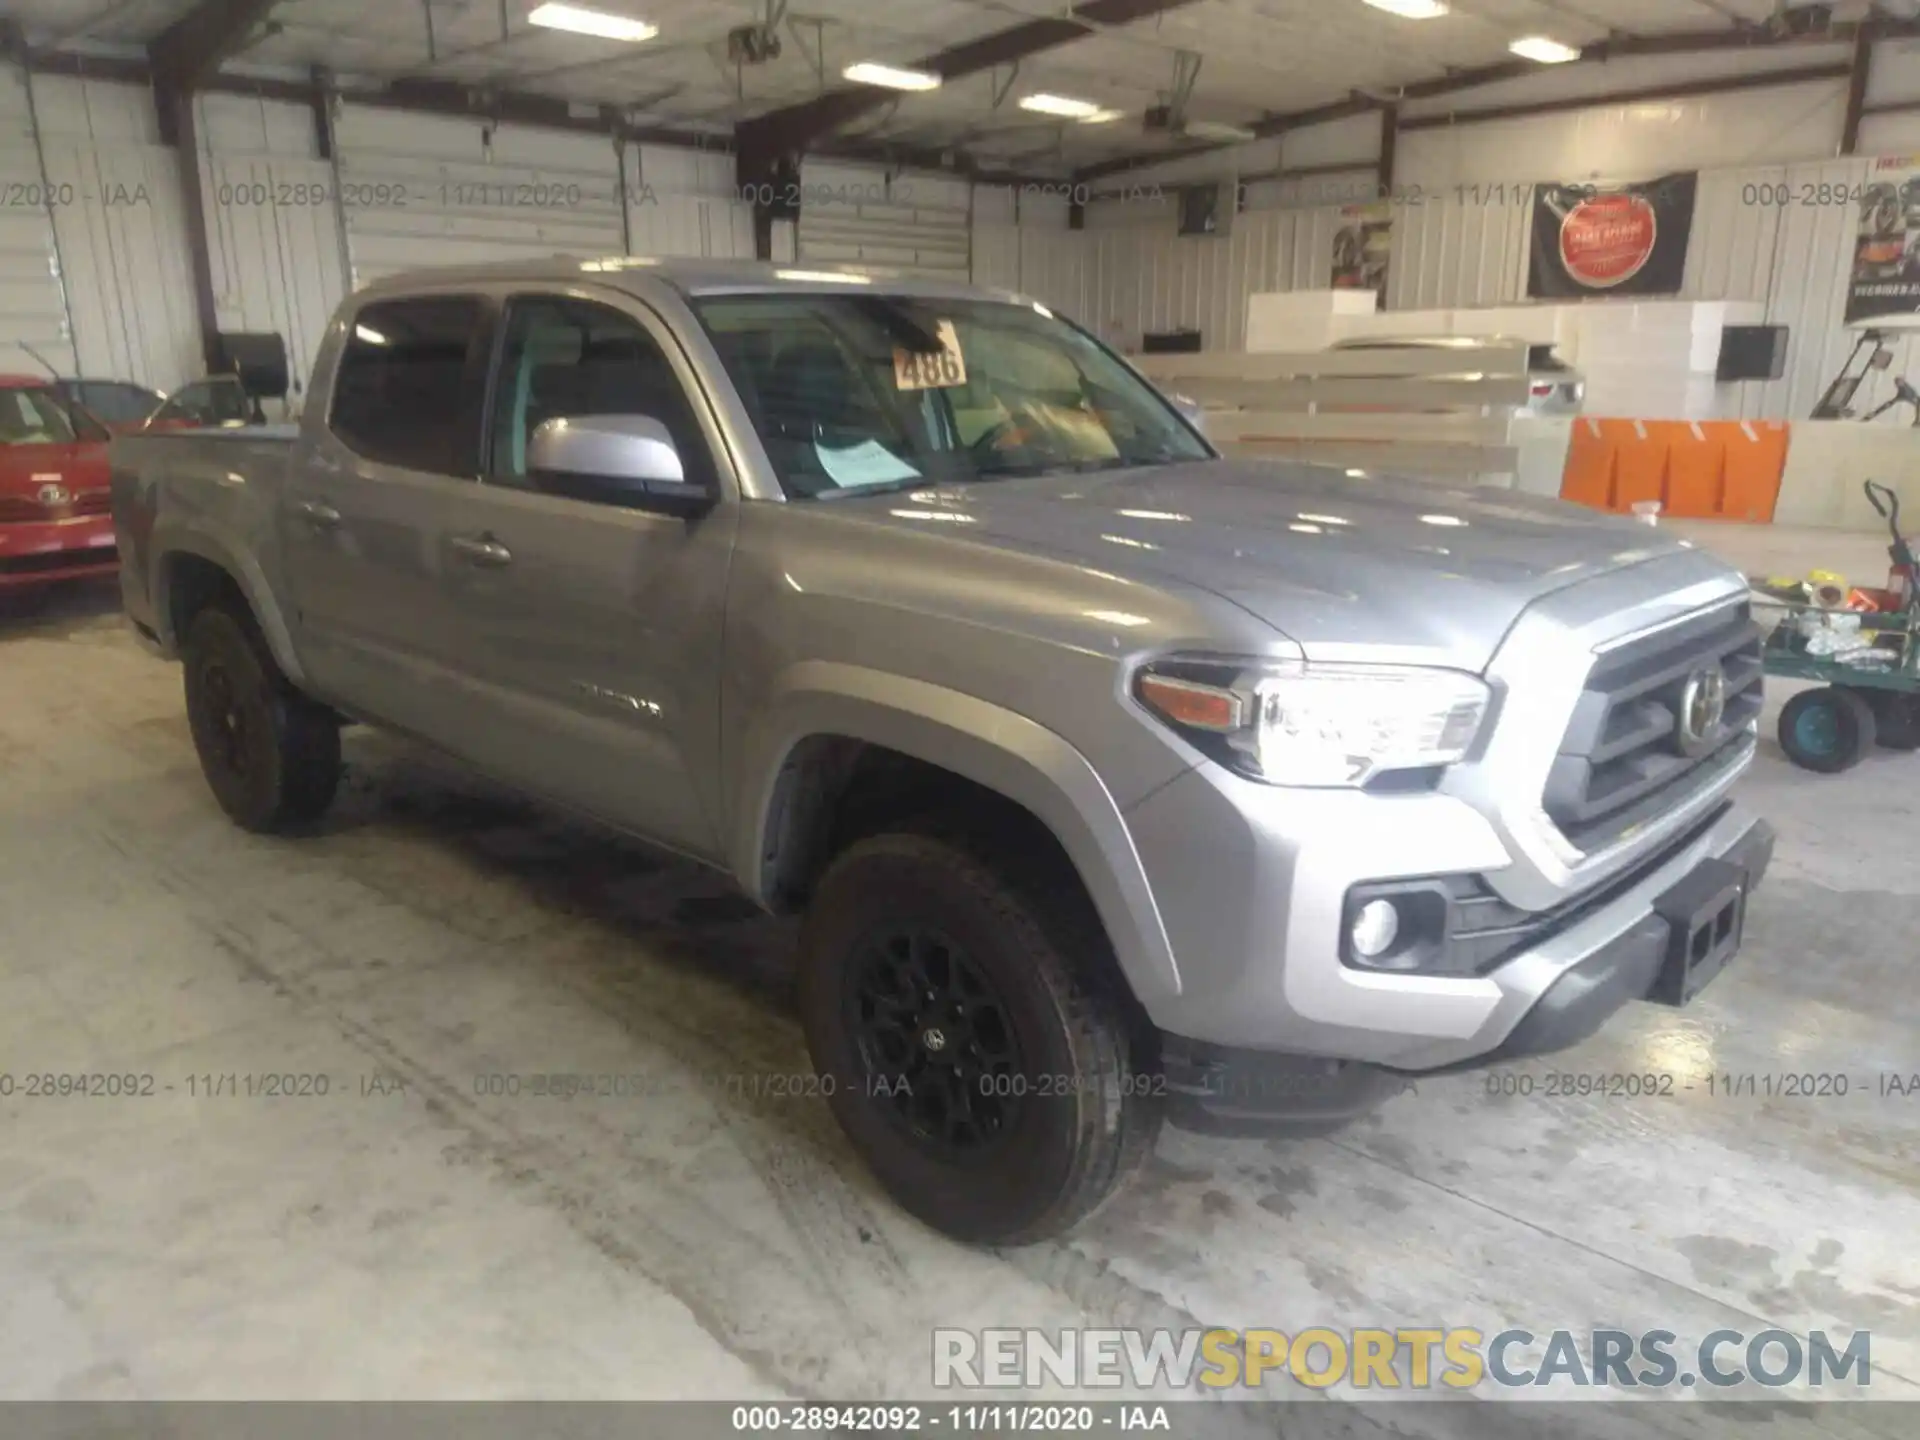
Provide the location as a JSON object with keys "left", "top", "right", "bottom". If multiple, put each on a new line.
{"left": 1350, "top": 898, "right": 1401, "bottom": 960}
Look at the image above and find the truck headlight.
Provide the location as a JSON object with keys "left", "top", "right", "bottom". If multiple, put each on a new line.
{"left": 1133, "top": 656, "right": 1491, "bottom": 788}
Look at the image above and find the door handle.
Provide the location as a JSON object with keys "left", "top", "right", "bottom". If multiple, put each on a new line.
{"left": 449, "top": 534, "right": 513, "bottom": 568}
{"left": 295, "top": 499, "right": 341, "bottom": 529}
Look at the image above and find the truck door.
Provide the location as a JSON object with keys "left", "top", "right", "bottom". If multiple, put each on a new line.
{"left": 439, "top": 288, "right": 736, "bottom": 860}
{"left": 280, "top": 293, "right": 493, "bottom": 745}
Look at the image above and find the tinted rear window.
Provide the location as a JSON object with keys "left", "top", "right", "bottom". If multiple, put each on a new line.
{"left": 330, "top": 297, "right": 484, "bottom": 476}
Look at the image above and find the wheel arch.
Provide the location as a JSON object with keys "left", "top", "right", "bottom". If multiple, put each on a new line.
{"left": 153, "top": 531, "right": 307, "bottom": 688}
{"left": 733, "top": 662, "right": 1182, "bottom": 1008}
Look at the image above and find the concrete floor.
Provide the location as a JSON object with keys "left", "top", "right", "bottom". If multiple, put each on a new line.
{"left": 1, "top": 528, "right": 1916, "bottom": 1426}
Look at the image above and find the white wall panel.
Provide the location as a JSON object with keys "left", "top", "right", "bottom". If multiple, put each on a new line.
{"left": 1385, "top": 196, "right": 1528, "bottom": 312}
{"left": 201, "top": 152, "right": 345, "bottom": 402}
{"left": 970, "top": 223, "right": 1020, "bottom": 293}
{"left": 972, "top": 184, "right": 1015, "bottom": 226}
{"left": 797, "top": 159, "right": 969, "bottom": 278}
{"left": 41, "top": 133, "right": 201, "bottom": 391}
{"left": 192, "top": 94, "right": 344, "bottom": 402}
{"left": 0, "top": 68, "right": 75, "bottom": 375}
{"left": 626, "top": 142, "right": 752, "bottom": 261}
{"left": 197, "top": 91, "right": 319, "bottom": 159}
{"left": 1751, "top": 158, "right": 1878, "bottom": 424}
{"left": 334, "top": 105, "right": 623, "bottom": 284}
{"left": 26, "top": 76, "right": 199, "bottom": 392}
{"left": 1020, "top": 228, "right": 1093, "bottom": 324}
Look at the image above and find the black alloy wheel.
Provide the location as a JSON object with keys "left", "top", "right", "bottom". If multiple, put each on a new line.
{"left": 846, "top": 924, "right": 1024, "bottom": 1155}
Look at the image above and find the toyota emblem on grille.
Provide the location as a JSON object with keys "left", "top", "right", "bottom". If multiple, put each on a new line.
{"left": 37, "top": 481, "right": 70, "bottom": 506}
{"left": 1676, "top": 665, "right": 1728, "bottom": 757}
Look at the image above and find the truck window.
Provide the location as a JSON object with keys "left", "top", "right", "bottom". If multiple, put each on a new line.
{"left": 330, "top": 296, "right": 485, "bottom": 477}
{"left": 693, "top": 294, "right": 1208, "bottom": 499}
{"left": 484, "top": 295, "right": 714, "bottom": 497}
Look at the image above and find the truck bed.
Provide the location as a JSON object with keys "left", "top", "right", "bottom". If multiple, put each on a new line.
{"left": 110, "top": 426, "right": 297, "bottom": 647}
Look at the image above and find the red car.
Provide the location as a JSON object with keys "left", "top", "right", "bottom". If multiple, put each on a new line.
{"left": 0, "top": 374, "right": 119, "bottom": 597}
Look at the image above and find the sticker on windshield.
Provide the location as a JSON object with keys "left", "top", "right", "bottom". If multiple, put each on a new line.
{"left": 893, "top": 321, "right": 967, "bottom": 391}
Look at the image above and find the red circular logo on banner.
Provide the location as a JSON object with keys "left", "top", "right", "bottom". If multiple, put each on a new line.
{"left": 1559, "top": 193, "right": 1658, "bottom": 288}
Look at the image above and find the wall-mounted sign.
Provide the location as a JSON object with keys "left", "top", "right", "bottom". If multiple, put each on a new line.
{"left": 1331, "top": 202, "right": 1391, "bottom": 295}
{"left": 1845, "top": 158, "right": 1920, "bottom": 325}
{"left": 1528, "top": 173, "right": 1697, "bottom": 298}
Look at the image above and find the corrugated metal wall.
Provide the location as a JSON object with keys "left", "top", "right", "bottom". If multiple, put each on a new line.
{"left": 2, "top": 61, "right": 1891, "bottom": 425}
{"left": 196, "top": 93, "right": 348, "bottom": 403}
{"left": 28, "top": 76, "right": 200, "bottom": 392}
{"left": 1076, "top": 149, "right": 1881, "bottom": 421}
{"left": 1385, "top": 197, "right": 1529, "bottom": 312}
{"left": 0, "top": 67, "right": 75, "bottom": 376}
{"left": 797, "top": 159, "right": 970, "bottom": 278}
{"left": 627, "top": 143, "right": 752, "bottom": 259}
{"left": 332, "top": 106, "right": 625, "bottom": 284}
{"left": 1727, "top": 158, "right": 1878, "bottom": 422}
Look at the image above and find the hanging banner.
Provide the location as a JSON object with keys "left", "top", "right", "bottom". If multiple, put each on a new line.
{"left": 1331, "top": 202, "right": 1391, "bottom": 295}
{"left": 1527, "top": 173, "right": 1697, "bottom": 299}
{"left": 1846, "top": 158, "right": 1920, "bottom": 324}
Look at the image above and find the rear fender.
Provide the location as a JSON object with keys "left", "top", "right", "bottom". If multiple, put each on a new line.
{"left": 152, "top": 524, "right": 307, "bottom": 687}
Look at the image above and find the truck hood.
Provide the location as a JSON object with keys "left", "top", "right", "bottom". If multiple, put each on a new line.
{"left": 850, "top": 458, "right": 1698, "bottom": 670}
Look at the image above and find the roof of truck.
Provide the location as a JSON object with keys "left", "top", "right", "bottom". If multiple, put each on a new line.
{"left": 357, "top": 256, "right": 1022, "bottom": 305}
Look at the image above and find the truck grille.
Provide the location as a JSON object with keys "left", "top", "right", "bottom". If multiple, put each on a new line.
{"left": 1544, "top": 602, "right": 1762, "bottom": 854}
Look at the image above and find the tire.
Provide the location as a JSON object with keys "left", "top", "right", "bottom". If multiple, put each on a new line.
{"left": 1777, "top": 686, "right": 1876, "bottom": 773}
{"left": 182, "top": 604, "right": 340, "bottom": 831}
{"left": 1866, "top": 690, "right": 1920, "bottom": 751}
{"left": 799, "top": 826, "right": 1159, "bottom": 1245}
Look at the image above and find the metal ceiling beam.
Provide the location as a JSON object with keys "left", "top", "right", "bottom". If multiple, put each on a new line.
{"left": 1074, "top": 13, "right": 1920, "bottom": 184}
{"left": 1841, "top": 25, "right": 1873, "bottom": 153}
{"left": 1397, "top": 60, "right": 1855, "bottom": 132}
{"left": 149, "top": 0, "right": 276, "bottom": 91}
{"left": 735, "top": 0, "right": 1204, "bottom": 156}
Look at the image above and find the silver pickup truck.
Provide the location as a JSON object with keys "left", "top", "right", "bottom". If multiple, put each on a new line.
{"left": 112, "top": 258, "right": 1773, "bottom": 1245}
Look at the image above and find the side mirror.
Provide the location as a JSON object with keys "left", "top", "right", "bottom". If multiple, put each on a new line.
{"left": 527, "top": 414, "right": 714, "bottom": 518}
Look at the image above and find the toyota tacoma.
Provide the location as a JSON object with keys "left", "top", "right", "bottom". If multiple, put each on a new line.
{"left": 111, "top": 259, "right": 1773, "bottom": 1244}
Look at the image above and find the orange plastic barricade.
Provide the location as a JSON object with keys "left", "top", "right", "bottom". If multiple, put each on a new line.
{"left": 1558, "top": 419, "right": 1788, "bottom": 522}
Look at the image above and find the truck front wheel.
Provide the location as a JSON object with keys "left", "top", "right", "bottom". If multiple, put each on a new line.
{"left": 799, "top": 826, "right": 1159, "bottom": 1245}
{"left": 183, "top": 605, "right": 341, "bottom": 832}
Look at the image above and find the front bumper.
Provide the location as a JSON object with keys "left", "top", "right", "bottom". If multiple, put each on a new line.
{"left": 0, "top": 515, "right": 119, "bottom": 591}
{"left": 1151, "top": 812, "right": 1773, "bottom": 1134}
{"left": 1124, "top": 735, "right": 1771, "bottom": 1063}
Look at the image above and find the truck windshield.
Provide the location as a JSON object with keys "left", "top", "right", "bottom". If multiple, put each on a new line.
{"left": 0, "top": 387, "right": 106, "bottom": 445}
{"left": 692, "top": 293, "right": 1210, "bottom": 499}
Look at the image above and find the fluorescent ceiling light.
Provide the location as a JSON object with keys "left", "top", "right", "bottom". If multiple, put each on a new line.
{"left": 527, "top": 4, "right": 657, "bottom": 42}
{"left": 1081, "top": 108, "right": 1124, "bottom": 125}
{"left": 774, "top": 269, "right": 872, "bottom": 284}
{"left": 1509, "top": 35, "right": 1580, "bottom": 63}
{"left": 1364, "top": 0, "right": 1449, "bottom": 17}
{"left": 842, "top": 61, "right": 942, "bottom": 91}
{"left": 1020, "top": 93, "right": 1107, "bottom": 120}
